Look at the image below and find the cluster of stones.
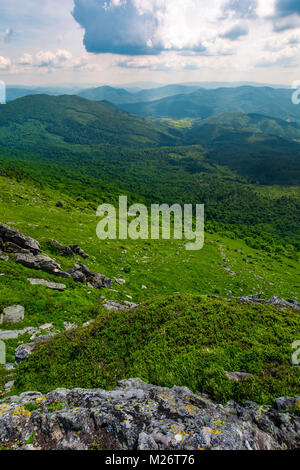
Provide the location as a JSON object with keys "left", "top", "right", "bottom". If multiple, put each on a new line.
{"left": 0, "top": 223, "right": 112, "bottom": 289}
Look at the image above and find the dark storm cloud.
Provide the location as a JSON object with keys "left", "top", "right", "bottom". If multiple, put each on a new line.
{"left": 72, "top": 0, "right": 162, "bottom": 55}
{"left": 275, "top": 0, "right": 300, "bottom": 18}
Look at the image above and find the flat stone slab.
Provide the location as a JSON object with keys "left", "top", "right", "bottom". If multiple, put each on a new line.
{"left": 0, "top": 327, "right": 36, "bottom": 340}
{"left": 0, "top": 330, "right": 23, "bottom": 340}
{"left": 28, "top": 278, "right": 66, "bottom": 291}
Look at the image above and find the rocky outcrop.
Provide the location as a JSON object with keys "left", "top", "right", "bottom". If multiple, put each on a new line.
{"left": 67, "top": 263, "right": 112, "bottom": 289}
{"left": 15, "top": 253, "right": 70, "bottom": 278}
{"left": 50, "top": 240, "right": 89, "bottom": 259}
{"left": 14, "top": 333, "right": 58, "bottom": 365}
{"left": 240, "top": 294, "right": 300, "bottom": 310}
{"left": 0, "top": 223, "right": 40, "bottom": 255}
{"left": 0, "top": 223, "right": 111, "bottom": 288}
{"left": 0, "top": 379, "right": 299, "bottom": 450}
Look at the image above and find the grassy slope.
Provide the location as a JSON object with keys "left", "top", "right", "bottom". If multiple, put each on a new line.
{"left": 0, "top": 173, "right": 299, "bottom": 403}
{"left": 0, "top": 94, "right": 299, "bottom": 406}
{"left": 0, "top": 95, "right": 299, "bottom": 249}
{"left": 14, "top": 294, "right": 300, "bottom": 405}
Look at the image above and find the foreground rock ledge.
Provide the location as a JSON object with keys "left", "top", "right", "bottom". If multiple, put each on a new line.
{"left": 0, "top": 379, "right": 299, "bottom": 450}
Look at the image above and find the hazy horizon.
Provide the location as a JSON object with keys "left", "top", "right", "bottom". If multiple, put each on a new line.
{"left": 3, "top": 80, "right": 291, "bottom": 90}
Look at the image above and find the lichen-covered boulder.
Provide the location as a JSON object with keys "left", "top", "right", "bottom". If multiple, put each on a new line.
{"left": 0, "top": 379, "right": 299, "bottom": 450}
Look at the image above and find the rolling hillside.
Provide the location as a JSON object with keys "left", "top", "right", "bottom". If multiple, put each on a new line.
{"left": 0, "top": 94, "right": 299, "bottom": 248}
{"left": 120, "top": 86, "right": 300, "bottom": 121}
{"left": 187, "top": 112, "right": 300, "bottom": 142}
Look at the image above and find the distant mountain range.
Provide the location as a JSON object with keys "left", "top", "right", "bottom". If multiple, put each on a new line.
{"left": 78, "top": 84, "right": 201, "bottom": 105}
{"left": 119, "top": 86, "right": 300, "bottom": 122}
{"left": 0, "top": 94, "right": 299, "bottom": 187}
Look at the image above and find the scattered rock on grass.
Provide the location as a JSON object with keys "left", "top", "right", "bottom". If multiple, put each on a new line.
{"left": 239, "top": 294, "right": 300, "bottom": 310}
{"left": 68, "top": 263, "right": 112, "bottom": 289}
{"left": 113, "top": 278, "right": 126, "bottom": 285}
{"left": 28, "top": 278, "right": 66, "bottom": 291}
{"left": 0, "top": 223, "right": 40, "bottom": 255}
{"left": 16, "top": 253, "right": 70, "bottom": 278}
{"left": 103, "top": 300, "right": 139, "bottom": 312}
{"left": 50, "top": 240, "right": 89, "bottom": 259}
{"left": 15, "top": 332, "right": 59, "bottom": 365}
{"left": 225, "top": 371, "right": 253, "bottom": 382}
{"left": 0, "top": 305, "right": 25, "bottom": 325}
{"left": 4, "top": 381, "right": 14, "bottom": 393}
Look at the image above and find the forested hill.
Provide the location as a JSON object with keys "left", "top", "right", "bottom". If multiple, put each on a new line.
{"left": 0, "top": 93, "right": 299, "bottom": 249}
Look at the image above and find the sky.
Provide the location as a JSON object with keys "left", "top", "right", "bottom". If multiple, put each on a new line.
{"left": 0, "top": 0, "right": 300, "bottom": 86}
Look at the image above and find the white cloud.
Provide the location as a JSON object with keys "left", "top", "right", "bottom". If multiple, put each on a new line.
{"left": 35, "top": 50, "right": 72, "bottom": 67}
{"left": 1, "top": 49, "right": 95, "bottom": 76}
{"left": 2, "top": 0, "right": 300, "bottom": 83}
{"left": 73, "top": 0, "right": 246, "bottom": 55}
{"left": 17, "top": 54, "right": 33, "bottom": 66}
{"left": 0, "top": 56, "right": 11, "bottom": 70}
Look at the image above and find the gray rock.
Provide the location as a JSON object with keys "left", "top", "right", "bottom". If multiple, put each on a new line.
{"left": 69, "top": 270, "right": 87, "bottom": 283}
{"left": 114, "top": 278, "right": 126, "bottom": 286}
{"left": 50, "top": 240, "right": 89, "bottom": 259}
{"left": 0, "top": 223, "right": 40, "bottom": 255}
{"left": 14, "top": 343, "right": 35, "bottom": 365}
{"left": 90, "top": 273, "right": 112, "bottom": 289}
{"left": 0, "top": 379, "right": 299, "bottom": 450}
{"left": 15, "top": 332, "right": 59, "bottom": 365}
{"left": 240, "top": 293, "right": 263, "bottom": 302}
{"left": 15, "top": 253, "right": 70, "bottom": 278}
{"left": 50, "top": 240, "right": 73, "bottom": 257}
{"left": 17, "top": 253, "right": 58, "bottom": 274}
{"left": 239, "top": 294, "right": 300, "bottom": 310}
{"left": 0, "top": 327, "right": 37, "bottom": 340}
{"left": 223, "top": 266, "right": 236, "bottom": 276}
{"left": 103, "top": 301, "right": 139, "bottom": 312}
{"left": 266, "top": 296, "right": 300, "bottom": 310}
{"left": 1, "top": 305, "right": 24, "bottom": 324}
{"left": 68, "top": 263, "right": 112, "bottom": 289}
{"left": 28, "top": 278, "right": 66, "bottom": 291}
{"left": 275, "top": 397, "right": 300, "bottom": 412}
{"left": 69, "top": 244, "right": 89, "bottom": 259}
{"left": 64, "top": 322, "right": 77, "bottom": 331}
{"left": 225, "top": 371, "right": 253, "bottom": 382}
{"left": 0, "top": 330, "right": 25, "bottom": 340}
{"left": 4, "top": 381, "right": 14, "bottom": 393}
